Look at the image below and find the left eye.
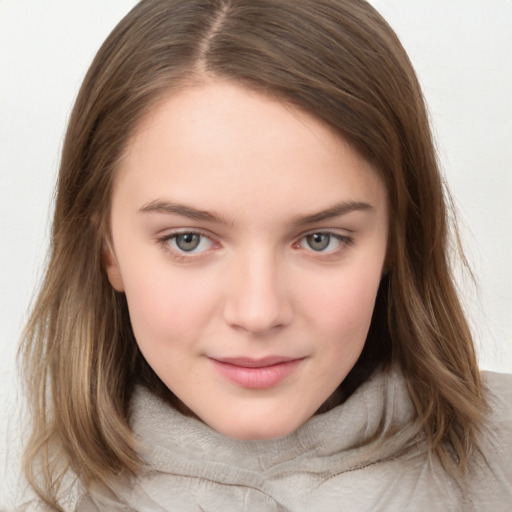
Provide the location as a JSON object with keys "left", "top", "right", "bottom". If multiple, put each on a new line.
{"left": 169, "top": 233, "right": 213, "bottom": 253}
{"left": 299, "top": 232, "right": 346, "bottom": 252}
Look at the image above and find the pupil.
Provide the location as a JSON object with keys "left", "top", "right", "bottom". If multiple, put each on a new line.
{"left": 307, "top": 233, "right": 330, "bottom": 251}
{"left": 176, "top": 233, "right": 200, "bottom": 251}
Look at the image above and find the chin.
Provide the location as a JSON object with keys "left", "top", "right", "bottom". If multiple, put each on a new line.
{"left": 211, "top": 414, "right": 309, "bottom": 441}
{"left": 221, "top": 427, "right": 294, "bottom": 441}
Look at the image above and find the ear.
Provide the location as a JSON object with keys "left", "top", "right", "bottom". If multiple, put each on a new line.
{"left": 103, "top": 242, "right": 125, "bottom": 292}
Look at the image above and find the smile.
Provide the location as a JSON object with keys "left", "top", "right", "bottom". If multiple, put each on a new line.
{"left": 209, "top": 356, "right": 305, "bottom": 389}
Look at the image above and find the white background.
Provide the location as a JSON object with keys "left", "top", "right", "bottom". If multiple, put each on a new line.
{"left": 1, "top": 0, "right": 511, "bottom": 504}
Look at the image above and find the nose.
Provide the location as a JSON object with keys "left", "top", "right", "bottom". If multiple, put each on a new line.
{"left": 222, "top": 250, "right": 293, "bottom": 334}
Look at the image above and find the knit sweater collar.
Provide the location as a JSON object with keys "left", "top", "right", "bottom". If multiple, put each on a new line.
{"left": 130, "top": 365, "right": 418, "bottom": 477}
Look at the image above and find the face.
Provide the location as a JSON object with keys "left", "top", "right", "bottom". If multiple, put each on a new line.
{"left": 106, "top": 81, "right": 388, "bottom": 440}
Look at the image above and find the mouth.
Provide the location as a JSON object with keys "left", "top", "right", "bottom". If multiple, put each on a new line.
{"left": 209, "top": 356, "right": 305, "bottom": 389}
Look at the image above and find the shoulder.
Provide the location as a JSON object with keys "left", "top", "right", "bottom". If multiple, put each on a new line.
{"left": 482, "top": 370, "right": 512, "bottom": 429}
{"left": 480, "top": 370, "right": 512, "bottom": 464}
{"left": 479, "top": 370, "right": 512, "bottom": 469}
{"left": 466, "top": 370, "right": 512, "bottom": 508}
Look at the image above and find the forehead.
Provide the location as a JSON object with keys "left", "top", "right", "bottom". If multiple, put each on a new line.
{"left": 113, "top": 80, "right": 387, "bottom": 222}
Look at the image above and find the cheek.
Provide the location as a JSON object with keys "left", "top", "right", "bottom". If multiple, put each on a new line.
{"left": 302, "top": 266, "right": 382, "bottom": 346}
{"left": 312, "top": 267, "right": 381, "bottom": 315}
{"left": 294, "top": 268, "right": 382, "bottom": 402}
{"left": 121, "top": 263, "right": 218, "bottom": 345}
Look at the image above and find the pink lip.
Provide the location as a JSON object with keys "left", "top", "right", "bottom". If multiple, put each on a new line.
{"left": 209, "top": 356, "right": 304, "bottom": 389}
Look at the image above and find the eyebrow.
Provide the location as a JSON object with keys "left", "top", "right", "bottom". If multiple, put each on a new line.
{"left": 139, "top": 199, "right": 373, "bottom": 225}
{"left": 139, "top": 200, "right": 231, "bottom": 224}
{"left": 291, "top": 201, "right": 373, "bottom": 225}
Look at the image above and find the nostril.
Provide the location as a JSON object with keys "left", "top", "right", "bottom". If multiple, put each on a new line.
{"left": 222, "top": 254, "right": 293, "bottom": 333}
{"left": 223, "top": 285, "right": 293, "bottom": 334}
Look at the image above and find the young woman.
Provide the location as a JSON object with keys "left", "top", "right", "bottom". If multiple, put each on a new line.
{"left": 16, "top": 0, "right": 511, "bottom": 510}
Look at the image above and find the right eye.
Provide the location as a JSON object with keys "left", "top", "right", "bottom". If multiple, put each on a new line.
{"left": 161, "top": 232, "right": 214, "bottom": 254}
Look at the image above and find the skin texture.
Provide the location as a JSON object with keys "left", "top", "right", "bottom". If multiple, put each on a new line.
{"left": 105, "top": 81, "right": 389, "bottom": 440}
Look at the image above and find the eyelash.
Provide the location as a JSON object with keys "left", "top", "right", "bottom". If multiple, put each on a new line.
{"left": 157, "top": 230, "right": 218, "bottom": 261}
{"left": 293, "top": 231, "right": 354, "bottom": 258}
{"left": 156, "top": 230, "right": 354, "bottom": 261}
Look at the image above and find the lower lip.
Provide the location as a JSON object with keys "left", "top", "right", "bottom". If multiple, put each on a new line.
{"left": 210, "top": 359, "right": 303, "bottom": 389}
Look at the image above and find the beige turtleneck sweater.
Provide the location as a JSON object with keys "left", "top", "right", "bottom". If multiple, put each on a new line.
{"left": 69, "top": 366, "right": 512, "bottom": 512}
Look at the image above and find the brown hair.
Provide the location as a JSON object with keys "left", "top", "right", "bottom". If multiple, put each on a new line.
{"left": 20, "top": 0, "right": 485, "bottom": 507}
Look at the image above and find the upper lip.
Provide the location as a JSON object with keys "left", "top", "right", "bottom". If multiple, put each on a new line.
{"left": 210, "top": 356, "right": 303, "bottom": 368}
